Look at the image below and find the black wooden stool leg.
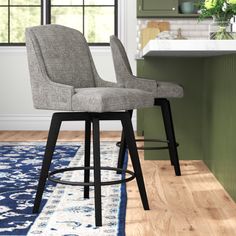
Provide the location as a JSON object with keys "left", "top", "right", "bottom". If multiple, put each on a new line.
{"left": 121, "top": 113, "right": 150, "bottom": 210}
{"left": 117, "top": 110, "right": 133, "bottom": 173}
{"left": 33, "top": 113, "right": 62, "bottom": 213}
{"left": 159, "top": 99, "right": 181, "bottom": 176}
{"left": 84, "top": 120, "right": 91, "bottom": 199}
{"left": 117, "top": 131, "right": 126, "bottom": 173}
{"left": 93, "top": 118, "right": 102, "bottom": 227}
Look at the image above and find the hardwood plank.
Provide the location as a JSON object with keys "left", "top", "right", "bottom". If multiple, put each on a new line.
{"left": 0, "top": 131, "right": 236, "bottom": 235}
{"left": 126, "top": 153, "right": 236, "bottom": 236}
{"left": 0, "top": 131, "right": 122, "bottom": 142}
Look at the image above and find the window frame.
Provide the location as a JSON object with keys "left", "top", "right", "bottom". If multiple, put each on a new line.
{"left": 46, "top": 0, "right": 118, "bottom": 46}
{"left": 0, "top": 0, "right": 118, "bottom": 46}
{"left": 0, "top": 0, "right": 43, "bottom": 46}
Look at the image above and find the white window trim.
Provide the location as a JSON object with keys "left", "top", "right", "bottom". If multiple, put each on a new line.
{"left": 118, "top": 0, "right": 127, "bottom": 51}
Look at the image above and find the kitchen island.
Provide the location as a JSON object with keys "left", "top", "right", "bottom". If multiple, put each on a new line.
{"left": 137, "top": 39, "right": 236, "bottom": 200}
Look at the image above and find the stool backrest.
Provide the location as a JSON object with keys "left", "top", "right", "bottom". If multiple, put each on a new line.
{"left": 26, "top": 24, "right": 96, "bottom": 89}
{"left": 110, "top": 35, "right": 133, "bottom": 86}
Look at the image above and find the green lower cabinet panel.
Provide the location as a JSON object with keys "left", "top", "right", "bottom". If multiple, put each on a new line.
{"left": 137, "top": 58, "right": 204, "bottom": 160}
{"left": 137, "top": 54, "right": 236, "bottom": 202}
{"left": 137, "top": 108, "right": 145, "bottom": 136}
{"left": 203, "top": 54, "right": 236, "bottom": 201}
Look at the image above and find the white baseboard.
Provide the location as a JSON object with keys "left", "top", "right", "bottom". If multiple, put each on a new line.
{"left": 0, "top": 113, "right": 137, "bottom": 131}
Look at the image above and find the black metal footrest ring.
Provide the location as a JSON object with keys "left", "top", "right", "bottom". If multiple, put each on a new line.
{"left": 48, "top": 166, "right": 135, "bottom": 186}
{"left": 116, "top": 138, "right": 179, "bottom": 151}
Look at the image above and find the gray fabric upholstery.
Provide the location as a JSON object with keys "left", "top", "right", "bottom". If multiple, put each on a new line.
{"left": 109, "top": 36, "right": 133, "bottom": 87}
{"left": 73, "top": 88, "right": 154, "bottom": 112}
{"left": 128, "top": 77, "right": 184, "bottom": 98}
{"left": 110, "top": 35, "right": 184, "bottom": 98}
{"left": 25, "top": 24, "right": 154, "bottom": 112}
{"left": 25, "top": 26, "right": 74, "bottom": 110}
{"left": 156, "top": 81, "right": 184, "bottom": 98}
{"left": 27, "top": 25, "right": 95, "bottom": 88}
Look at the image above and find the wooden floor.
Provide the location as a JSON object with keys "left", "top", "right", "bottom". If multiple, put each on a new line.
{"left": 1, "top": 131, "right": 236, "bottom": 236}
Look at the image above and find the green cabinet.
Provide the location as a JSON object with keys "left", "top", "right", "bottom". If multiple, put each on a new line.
{"left": 137, "top": 0, "right": 200, "bottom": 18}
{"left": 137, "top": 0, "right": 178, "bottom": 17}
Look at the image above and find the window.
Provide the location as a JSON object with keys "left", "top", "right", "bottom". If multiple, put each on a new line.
{"left": 0, "top": 0, "right": 117, "bottom": 46}
{"left": 0, "top": 0, "right": 43, "bottom": 45}
{"left": 47, "top": 0, "right": 118, "bottom": 45}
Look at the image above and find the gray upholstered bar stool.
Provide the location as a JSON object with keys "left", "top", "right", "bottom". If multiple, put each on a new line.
{"left": 110, "top": 36, "right": 184, "bottom": 176}
{"left": 25, "top": 25, "right": 155, "bottom": 226}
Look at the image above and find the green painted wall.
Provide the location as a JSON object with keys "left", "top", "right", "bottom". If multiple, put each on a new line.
{"left": 137, "top": 54, "right": 236, "bottom": 201}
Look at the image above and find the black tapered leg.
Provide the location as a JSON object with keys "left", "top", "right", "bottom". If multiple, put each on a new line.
{"left": 159, "top": 99, "right": 181, "bottom": 176}
{"left": 84, "top": 120, "right": 91, "bottom": 199}
{"left": 117, "top": 110, "right": 133, "bottom": 173}
{"left": 33, "top": 114, "right": 62, "bottom": 213}
{"left": 93, "top": 118, "right": 102, "bottom": 227}
{"left": 116, "top": 131, "right": 126, "bottom": 173}
{"left": 121, "top": 113, "right": 150, "bottom": 210}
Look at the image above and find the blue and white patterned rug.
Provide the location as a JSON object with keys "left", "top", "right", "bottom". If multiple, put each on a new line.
{"left": 0, "top": 142, "right": 127, "bottom": 236}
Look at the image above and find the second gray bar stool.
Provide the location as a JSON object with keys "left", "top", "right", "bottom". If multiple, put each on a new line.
{"left": 110, "top": 35, "right": 184, "bottom": 176}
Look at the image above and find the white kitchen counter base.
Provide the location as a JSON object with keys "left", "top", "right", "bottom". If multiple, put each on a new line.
{"left": 142, "top": 40, "right": 236, "bottom": 57}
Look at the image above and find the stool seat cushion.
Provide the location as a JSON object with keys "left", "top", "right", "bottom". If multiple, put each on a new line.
{"left": 72, "top": 87, "right": 155, "bottom": 112}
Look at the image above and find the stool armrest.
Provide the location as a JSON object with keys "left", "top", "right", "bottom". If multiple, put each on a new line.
{"left": 31, "top": 76, "right": 74, "bottom": 111}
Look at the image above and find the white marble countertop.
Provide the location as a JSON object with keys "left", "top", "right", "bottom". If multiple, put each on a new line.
{"left": 142, "top": 40, "right": 236, "bottom": 57}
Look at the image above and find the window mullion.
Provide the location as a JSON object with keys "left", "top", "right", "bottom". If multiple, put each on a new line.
{"left": 46, "top": 0, "right": 51, "bottom": 24}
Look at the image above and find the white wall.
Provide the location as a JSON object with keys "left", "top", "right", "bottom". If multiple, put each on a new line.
{"left": 0, "top": 0, "right": 137, "bottom": 131}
